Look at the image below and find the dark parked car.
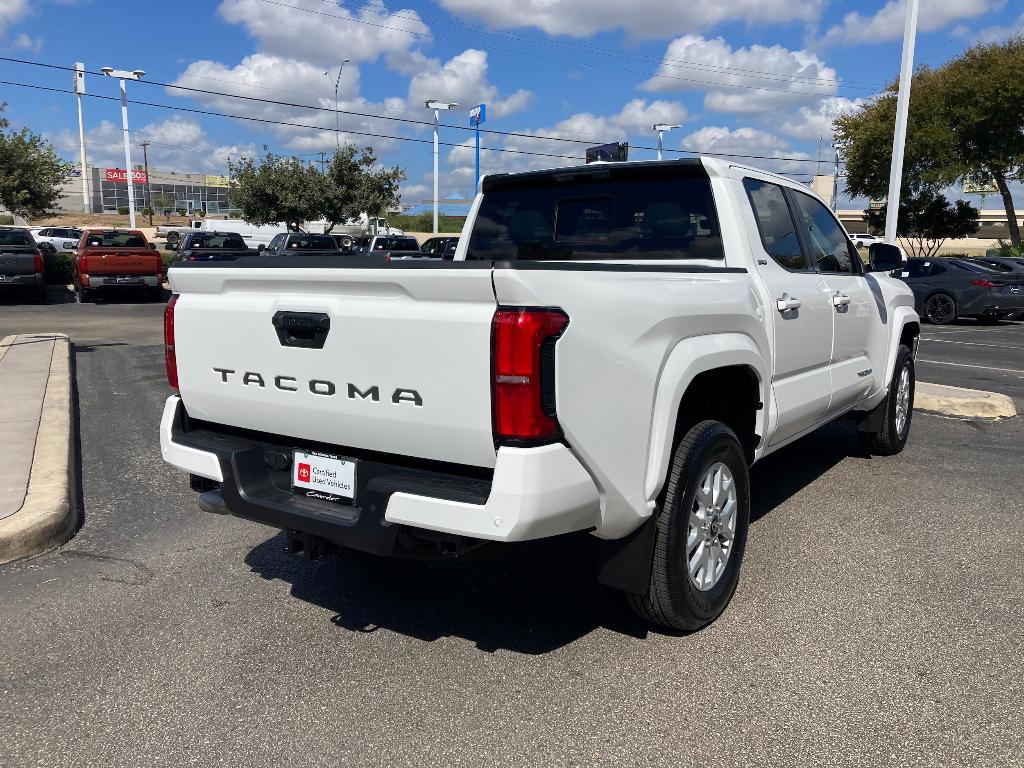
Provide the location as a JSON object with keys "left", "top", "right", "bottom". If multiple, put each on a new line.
{"left": 169, "top": 231, "right": 254, "bottom": 263}
{"left": 0, "top": 228, "right": 45, "bottom": 302}
{"left": 353, "top": 235, "right": 422, "bottom": 254}
{"left": 896, "top": 257, "right": 1024, "bottom": 324}
{"left": 419, "top": 236, "right": 459, "bottom": 260}
{"left": 262, "top": 233, "right": 341, "bottom": 256}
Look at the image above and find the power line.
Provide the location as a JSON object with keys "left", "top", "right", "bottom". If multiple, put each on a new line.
{"left": 0, "top": 58, "right": 834, "bottom": 165}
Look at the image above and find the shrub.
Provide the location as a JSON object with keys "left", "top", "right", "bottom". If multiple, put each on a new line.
{"left": 161, "top": 252, "right": 177, "bottom": 271}
{"left": 992, "top": 239, "right": 1024, "bottom": 258}
{"left": 117, "top": 206, "right": 129, "bottom": 215}
{"left": 43, "top": 252, "right": 75, "bottom": 285}
{"left": 176, "top": 209, "right": 188, "bottom": 216}
{"left": 142, "top": 208, "right": 153, "bottom": 217}
{"left": 0, "top": 214, "right": 13, "bottom": 225}
{"left": 198, "top": 210, "right": 206, "bottom": 218}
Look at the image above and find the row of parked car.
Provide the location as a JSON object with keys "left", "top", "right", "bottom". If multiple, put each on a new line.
{"left": 0, "top": 225, "right": 463, "bottom": 304}
{"left": 898, "top": 255, "right": 1024, "bottom": 324}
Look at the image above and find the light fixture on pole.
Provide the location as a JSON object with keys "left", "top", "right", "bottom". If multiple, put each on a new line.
{"left": 101, "top": 66, "right": 146, "bottom": 229}
{"left": 72, "top": 62, "right": 90, "bottom": 213}
{"left": 425, "top": 100, "right": 459, "bottom": 235}
{"left": 884, "top": 0, "right": 920, "bottom": 245}
{"left": 324, "top": 59, "right": 350, "bottom": 151}
{"left": 653, "top": 123, "right": 680, "bottom": 161}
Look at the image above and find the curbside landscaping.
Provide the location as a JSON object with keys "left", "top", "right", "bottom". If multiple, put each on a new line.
{"left": 916, "top": 381, "right": 1016, "bottom": 420}
{"left": 0, "top": 334, "right": 77, "bottom": 565}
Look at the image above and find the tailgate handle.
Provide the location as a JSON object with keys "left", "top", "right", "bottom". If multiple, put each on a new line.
{"left": 272, "top": 311, "right": 330, "bottom": 349}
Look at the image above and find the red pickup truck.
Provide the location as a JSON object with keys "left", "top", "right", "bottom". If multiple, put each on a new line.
{"left": 74, "top": 229, "right": 165, "bottom": 302}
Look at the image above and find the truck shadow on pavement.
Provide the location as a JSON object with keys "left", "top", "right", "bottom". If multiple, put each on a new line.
{"left": 243, "top": 419, "right": 860, "bottom": 654}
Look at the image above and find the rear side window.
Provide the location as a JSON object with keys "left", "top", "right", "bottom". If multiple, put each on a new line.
{"left": 743, "top": 179, "right": 807, "bottom": 271}
{"left": 286, "top": 234, "right": 336, "bottom": 250}
{"left": 191, "top": 234, "right": 246, "bottom": 249}
{"left": 467, "top": 164, "right": 724, "bottom": 261}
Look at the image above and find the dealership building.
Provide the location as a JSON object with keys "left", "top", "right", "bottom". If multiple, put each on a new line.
{"left": 57, "top": 165, "right": 237, "bottom": 216}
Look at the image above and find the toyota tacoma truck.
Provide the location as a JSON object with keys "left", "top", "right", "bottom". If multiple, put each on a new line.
{"left": 0, "top": 227, "right": 46, "bottom": 302}
{"left": 74, "top": 229, "right": 165, "bottom": 302}
{"left": 160, "top": 158, "right": 920, "bottom": 630}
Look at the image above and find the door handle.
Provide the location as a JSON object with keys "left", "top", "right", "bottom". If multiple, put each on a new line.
{"left": 832, "top": 293, "right": 852, "bottom": 307}
{"left": 776, "top": 296, "right": 802, "bottom": 312}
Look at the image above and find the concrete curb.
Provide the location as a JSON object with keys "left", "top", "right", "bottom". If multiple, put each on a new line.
{"left": 0, "top": 334, "right": 76, "bottom": 565}
{"left": 916, "top": 381, "right": 1016, "bottom": 420}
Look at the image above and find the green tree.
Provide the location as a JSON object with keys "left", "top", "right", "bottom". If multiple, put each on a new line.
{"left": 150, "top": 193, "right": 174, "bottom": 222}
{"left": 0, "top": 104, "right": 73, "bottom": 221}
{"left": 227, "top": 148, "right": 324, "bottom": 231}
{"left": 939, "top": 36, "right": 1024, "bottom": 244}
{"left": 835, "top": 36, "right": 1024, "bottom": 244}
{"left": 321, "top": 145, "right": 406, "bottom": 230}
{"left": 866, "top": 190, "right": 979, "bottom": 258}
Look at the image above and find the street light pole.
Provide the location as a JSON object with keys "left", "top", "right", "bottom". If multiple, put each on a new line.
{"left": 140, "top": 140, "right": 152, "bottom": 226}
{"left": 884, "top": 0, "right": 920, "bottom": 245}
{"left": 73, "top": 63, "right": 90, "bottom": 213}
{"left": 425, "top": 100, "right": 458, "bottom": 235}
{"left": 328, "top": 59, "right": 350, "bottom": 151}
{"left": 652, "top": 123, "right": 680, "bottom": 161}
{"left": 102, "top": 66, "right": 145, "bottom": 229}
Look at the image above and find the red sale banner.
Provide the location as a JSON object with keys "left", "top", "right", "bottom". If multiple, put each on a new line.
{"left": 104, "top": 168, "right": 148, "bottom": 184}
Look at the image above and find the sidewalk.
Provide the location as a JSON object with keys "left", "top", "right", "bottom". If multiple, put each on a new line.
{"left": 0, "top": 333, "right": 75, "bottom": 563}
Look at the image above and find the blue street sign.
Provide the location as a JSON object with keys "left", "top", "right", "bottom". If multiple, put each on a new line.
{"left": 469, "top": 104, "right": 486, "bottom": 126}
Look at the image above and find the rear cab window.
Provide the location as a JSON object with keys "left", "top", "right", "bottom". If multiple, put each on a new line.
{"left": 0, "top": 229, "right": 34, "bottom": 247}
{"left": 466, "top": 161, "right": 724, "bottom": 261}
{"left": 84, "top": 231, "right": 147, "bottom": 248}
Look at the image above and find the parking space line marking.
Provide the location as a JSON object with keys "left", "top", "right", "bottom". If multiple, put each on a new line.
{"left": 917, "top": 359, "right": 1024, "bottom": 378}
{"left": 920, "top": 326, "right": 1024, "bottom": 336}
{"left": 920, "top": 338, "right": 1024, "bottom": 350}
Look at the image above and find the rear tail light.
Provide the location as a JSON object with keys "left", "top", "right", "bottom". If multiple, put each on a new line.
{"left": 164, "top": 294, "right": 179, "bottom": 391}
{"left": 33, "top": 250, "right": 43, "bottom": 273}
{"left": 970, "top": 279, "right": 996, "bottom": 287}
{"left": 492, "top": 307, "right": 569, "bottom": 444}
{"left": 79, "top": 253, "right": 89, "bottom": 274}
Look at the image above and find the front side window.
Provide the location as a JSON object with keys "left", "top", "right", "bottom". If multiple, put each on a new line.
{"left": 467, "top": 164, "right": 724, "bottom": 261}
{"left": 743, "top": 179, "right": 807, "bottom": 271}
{"left": 267, "top": 234, "right": 285, "bottom": 252}
{"left": 791, "top": 191, "right": 858, "bottom": 275}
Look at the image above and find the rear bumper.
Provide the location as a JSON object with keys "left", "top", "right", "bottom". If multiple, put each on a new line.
{"left": 84, "top": 274, "right": 160, "bottom": 288}
{"left": 0, "top": 273, "right": 43, "bottom": 288}
{"left": 160, "top": 396, "right": 600, "bottom": 553}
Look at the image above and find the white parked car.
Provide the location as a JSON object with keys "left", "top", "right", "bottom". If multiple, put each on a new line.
{"left": 850, "top": 233, "right": 881, "bottom": 248}
{"left": 160, "top": 157, "right": 919, "bottom": 631}
{"left": 32, "top": 227, "right": 83, "bottom": 253}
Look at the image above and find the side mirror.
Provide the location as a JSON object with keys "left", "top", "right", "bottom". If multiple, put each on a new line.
{"left": 868, "top": 242, "right": 904, "bottom": 272}
{"left": 150, "top": 243, "right": 158, "bottom": 250}
{"left": 257, "top": 244, "right": 266, "bottom": 252}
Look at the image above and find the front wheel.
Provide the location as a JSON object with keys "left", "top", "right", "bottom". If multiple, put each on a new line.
{"left": 627, "top": 420, "right": 750, "bottom": 632}
{"left": 923, "top": 292, "right": 957, "bottom": 325}
{"left": 860, "top": 345, "right": 915, "bottom": 456}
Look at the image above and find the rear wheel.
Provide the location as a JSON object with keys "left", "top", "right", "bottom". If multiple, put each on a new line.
{"left": 923, "top": 292, "right": 957, "bottom": 325}
{"left": 627, "top": 420, "right": 750, "bottom": 631}
{"left": 166, "top": 231, "right": 181, "bottom": 246}
{"left": 78, "top": 287, "right": 93, "bottom": 303}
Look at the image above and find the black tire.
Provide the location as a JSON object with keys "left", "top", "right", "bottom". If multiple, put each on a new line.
{"left": 166, "top": 231, "right": 181, "bottom": 246}
{"left": 78, "top": 288, "right": 93, "bottom": 304}
{"left": 147, "top": 286, "right": 165, "bottom": 302}
{"left": 923, "top": 292, "right": 957, "bottom": 325}
{"left": 627, "top": 420, "right": 750, "bottom": 631}
{"left": 860, "top": 344, "right": 915, "bottom": 456}
{"left": 341, "top": 235, "right": 354, "bottom": 250}
{"left": 33, "top": 287, "right": 47, "bottom": 304}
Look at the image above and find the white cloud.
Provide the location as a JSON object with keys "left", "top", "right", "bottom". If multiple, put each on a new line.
{"left": 821, "top": 0, "right": 1003, "bottom": 47}
{"left": 642, "top": 35, "right": 838, "bottom": 113}
{"left": 0, "top": 0, "right": 28, "bottom": 36}
{"left": 408, "top": 49, "right": 533, "bottom": 119}
{"left": 777, "top": 96, "right": 866, "bottom": 140}
{"left": 217, "top": 0, "right": 430, "bottom": 66}
{"left": 976, "top": 12, "right": 1024, "bottom": 43}
{"left": 436, "top": 0, "right": 826, "bottom": 40}
{"left": 53, "top": 117, "right": 254, "bottom": 174}
{"left": 680, "top": 126, "right": 812, "bottom": 174}
{"left": 11, "top": 31, "right": 41, "bottom": 52}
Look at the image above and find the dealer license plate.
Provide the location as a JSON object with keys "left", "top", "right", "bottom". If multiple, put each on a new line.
{"left": 292, "top": 451, "right": 355, "bottom": 502}
{"left": 108, "top": 275, "right": 143, "bottom": 284}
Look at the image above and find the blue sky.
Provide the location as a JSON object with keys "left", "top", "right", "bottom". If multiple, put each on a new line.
{"left": 0, "top": 0, "right": 1021, "bottom": 210}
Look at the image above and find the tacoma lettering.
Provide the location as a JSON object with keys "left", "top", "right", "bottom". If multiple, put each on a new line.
{"left": 212, "top": 369, "right": 421, "bottom": 405}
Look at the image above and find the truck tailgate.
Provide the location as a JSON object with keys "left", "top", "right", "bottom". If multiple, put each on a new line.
{"left": 86, "top": 251, "right": 161, "bottom": 273}
{"left": 0, "top": 249, "right": 37, "bottom": 275}
{"left": 170, "top": 265, "right": 499, "bottom": 469}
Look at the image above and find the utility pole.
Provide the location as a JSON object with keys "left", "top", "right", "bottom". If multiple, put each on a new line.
{"left": 425, "top": 100, "right": 458, "bottom": 234}
{"left": 73, "top": 63, "right": 90, "bottom": 214}
{"left": 832, "top": 143, "right": 840, "bottom": 213}
{"left": 319, "top": 151, "right": 327, "bottom": 174}
{"left": 884, "top": 0, "right": 920, "bottom": 245}
{"left": 102, "top": 66, "right": 145, "bottom": 229}
{"left": 140, "top": 140, "right": 153, "bottom": 225}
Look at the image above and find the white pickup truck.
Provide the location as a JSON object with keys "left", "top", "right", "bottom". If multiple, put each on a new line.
{"left": 160, "top": 158, "right": 920, "bottom": 630}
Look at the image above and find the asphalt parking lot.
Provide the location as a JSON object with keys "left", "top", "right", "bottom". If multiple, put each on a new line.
{"left": 0, "top": 297, "right": 1022, "bottom": 767}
